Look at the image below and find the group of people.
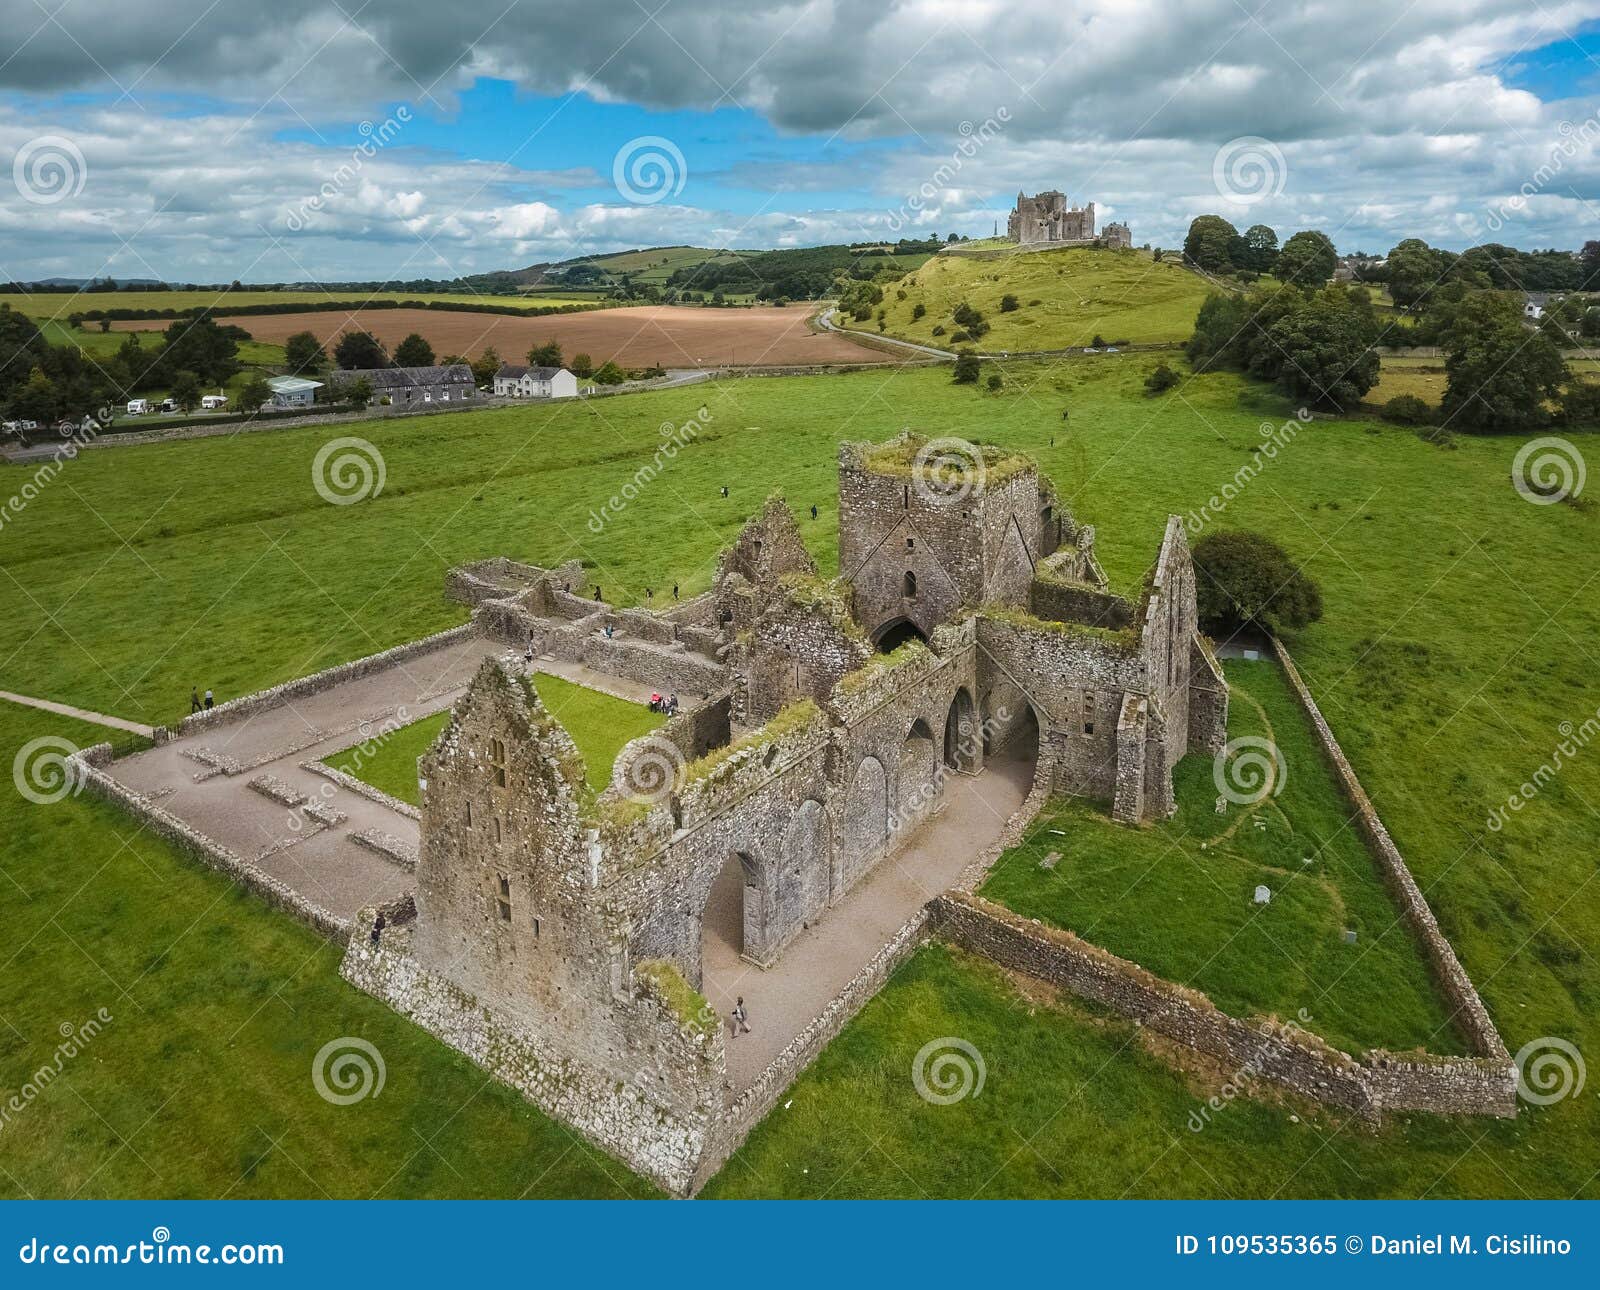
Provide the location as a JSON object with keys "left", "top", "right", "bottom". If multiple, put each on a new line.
{"left": 188, "top": 687, "right": 215, "bottom": 713}
{"left": 648, "top": 692, "right": 680, "bottom": 715}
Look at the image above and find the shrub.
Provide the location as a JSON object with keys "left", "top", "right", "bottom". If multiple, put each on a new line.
{"left": 986, "top": 372, "right": 1002, "bottom": 391}
{"left": 1558, "top": 379, "right": 1600, "bottom": 427}
{"left": 952, "top": 350, "right": 980, "bottom": 384}
{"left": 1091, "top": 333, "right": 1107, "bottom": 348}
{"left": 1192, "top": 530, "right": 1324, "bottom": 638}
{"left": 912, "top": 303, "right": 926, "bottom": 320}
{"left": 1381, "top": 394, "right": 1433, "bottom": 425}
{"left": 950, "top": 330, "right": 970, "bottom": 344}
{"left": 999, "top": 294, "right": 1020, "bottom": 312}
{"left": 1144, "top": 363, "right": 1179, "bottom": 395}
{"left": 930, "top": 324, "right": 945, "bottom": 336}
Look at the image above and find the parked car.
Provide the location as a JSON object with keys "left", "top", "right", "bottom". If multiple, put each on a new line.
{"left": 126, "top": 399, "right": 151, "bottom": 415}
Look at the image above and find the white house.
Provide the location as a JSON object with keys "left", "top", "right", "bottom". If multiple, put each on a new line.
{"left": 493, "top": 364, "right": 578, "bottom": 399}
{"left": 267, "top": 375, "right": 323, "bottom": 408}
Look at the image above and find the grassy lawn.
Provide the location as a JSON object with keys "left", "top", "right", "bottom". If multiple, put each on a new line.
{"left": 0, "top": 699, "right": 655, "bottom": 1199}
{"left": 2, "top": 355, "right": 1597, "bottom": 1196}
{"left": 705, "top": 942, "right": 1584, "bottom": 1199}
{"left": 321, "top": 674, "right": 662, "bottom": 805}
{"left": 981, "top": 658, "right": 1459, "bottom": 1056}
{"left": 323, "top": 710, "right": 450, "bottom": 807}
{"left": 875, "top": 246, "right": 1210, "bottom": 351}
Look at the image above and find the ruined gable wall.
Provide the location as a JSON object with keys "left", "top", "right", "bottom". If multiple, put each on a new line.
{"left": 735, "top": 586, "right": 873, "bottom": 725}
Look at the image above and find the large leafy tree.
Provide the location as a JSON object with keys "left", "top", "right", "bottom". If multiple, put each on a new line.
{"left": 1441, "top": 293, "right": 1568, "bottom": 432}
{"left": 528, "top": 339, "right": 564, "bottom": 367}
{"left": 1183, "top": 215, "right": 1240, "bottom": 273}
{"left": 1274, "top": 230, "right": 1337, "bottom": 288}
{"left": 284, "top": 330, "right": 328, "bottom": 375}
{"left": 152, "top": 315, "right": 242, "bottom": 386}
{"left": 1386, "top": 238, "right": 1446, "bottom": 308}
{"left": 1193, "top": 530, "right": 1324, "bottom": 638}
{"left": 1242, "top": 224, "right": 1280, "bottom": 273}
{"left": 333, "top": 330, "right": 389, "bottom": 370}
{"left": 1263, "top": 294, "right": 1379, "bottom": 410}
{"left": 393, "top": 332, "right": 436, "bottom": 367}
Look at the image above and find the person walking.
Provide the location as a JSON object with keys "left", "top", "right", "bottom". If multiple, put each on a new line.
{"left": 371, "top": 911, "right": 386, "bottom": 946}
{"left": 190, "top": 687, "right": 202, "bottom": 714}
{"left": 203, "top": 688, "right": 214, "bottom": 710}
{"left": 672, "top": 583, "right": 679, "bottom": 600}
{"left": 720, "top": 485, "right": 728, "bottom": 498}
{"left": 730, "top": 996, "right": 751, "bottom": 1036}
{"left": 810, "top": 504, "right": 818, "bottom": 520}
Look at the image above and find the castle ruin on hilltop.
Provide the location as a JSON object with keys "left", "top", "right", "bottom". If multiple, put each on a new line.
{"left": 1007, "top": 189, "right": 1132, "bottom": 249}
{"left": 339, "top": 432, "right": 1228, "bottom": 1193}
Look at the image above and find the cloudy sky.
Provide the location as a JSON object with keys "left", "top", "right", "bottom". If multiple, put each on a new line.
{"left": 1, "top": 0, "right": 1598, "bottom": 282}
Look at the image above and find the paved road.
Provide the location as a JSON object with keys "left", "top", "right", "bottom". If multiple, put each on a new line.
{"left": 814, "top": 307, "right": 955, "bottom": 359}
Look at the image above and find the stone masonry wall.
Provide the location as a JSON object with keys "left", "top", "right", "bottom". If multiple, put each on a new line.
{"left": 1271, "top": 637, "right": 1509, "bottom": 1061}
{"left": 933, "top": 893, "right": 1516, "bottom": 1118}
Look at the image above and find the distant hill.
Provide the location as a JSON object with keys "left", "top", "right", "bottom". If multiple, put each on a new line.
{"left": 867, "top": 244, "right": 1211, "bottom": 352}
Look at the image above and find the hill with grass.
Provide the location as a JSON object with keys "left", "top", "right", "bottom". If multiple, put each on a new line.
{"left": 869, "top": 244, "right": 1212, "bottom": 352}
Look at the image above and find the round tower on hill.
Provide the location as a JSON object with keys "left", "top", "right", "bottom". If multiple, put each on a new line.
{"left": 836, "top": 433, "right": 1059, "bottom": 650}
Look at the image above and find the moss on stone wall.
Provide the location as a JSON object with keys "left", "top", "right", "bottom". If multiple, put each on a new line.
{"left": 980, "top": 604, "right": 1139, "bottom": 653}
{"left": 635, "top": 958, "right": 717, "bottom": 1039}
{"left": 682, "top": 699, "right": 821, "bottom": 786}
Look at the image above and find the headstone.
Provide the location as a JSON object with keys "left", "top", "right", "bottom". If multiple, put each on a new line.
{"left": 1215, "top": 795, "right": 1228, "bottom": 814}
{"left": 1039, "top": 850, "right": 1061, "bottom": 871}
{"left": 1253, "top": 817, "right": 1267, "bottom": 831}
{"left": 1342, "top": 929, "right": 1358, "bottom": 944}
{"left": 1253, "top": 885, "right": 1271, "bottom": 904}
{"left": 1243, "top": 649, "right": 1260, "bottom": 661}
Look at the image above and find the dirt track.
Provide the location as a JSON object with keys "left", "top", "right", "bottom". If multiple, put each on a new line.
{"left": 114, "top": 304, "right": 892, "bottom": 368}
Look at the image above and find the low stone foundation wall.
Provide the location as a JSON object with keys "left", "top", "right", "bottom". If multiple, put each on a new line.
{"left": 72, "top": 751, "right": 348, "bottom": 939}
{"left": 932, "top": 892, "right": 1516, "bottom": 1119}
{"left": 341, "top": 932, "right": 715, "bottom": 1195}
{"left": 1271, "top": 638, "right": 1508, "bottom": 1062}
{"left": 691, "top": 908, "right": 933, "bottom": 1193}
{"left": 175, "top": 622, "right": 480, "bottom": 738}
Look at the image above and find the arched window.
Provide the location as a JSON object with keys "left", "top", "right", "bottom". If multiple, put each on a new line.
{"left": 490, "top": 737, "right": 507, "bottom": 787}
{"left": 903, "top": 570, "right": 918, "bottom": 599}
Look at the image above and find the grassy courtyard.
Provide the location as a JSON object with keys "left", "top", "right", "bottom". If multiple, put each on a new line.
{"left": 875, "top": 246, "right": 1210, "bottom": 352}
{"left": 981, "top": 658, "right": 1460, "bottom": 1057}
{"left": 321, "top": 673, "right": 662, "bottom": 805}
{"left": 2, "top": 355, "right": 1597, "bottom": 1197}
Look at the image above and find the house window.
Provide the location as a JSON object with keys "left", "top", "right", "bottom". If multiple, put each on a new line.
{"left": 906, "top": 536, "right": 915, "bottom": 551}
{"left": 531, "top": 916, "right": 541, "bottom": 938}
{"left": 490, "top": 737, "right": 507, "bottom": 788}
{"left": 903, "top": 485, "right": 910, "bottom": 509}
{"left": 492, "top": 817, "right": 502, "bottom": 844}
{"left": 496, "top": 875, "right": 512, "bottom": 922}
{"left": 903, "top": 570, "right": 917, "bottom": 599}
{"left": 1082, "top": 692, "right": 1095, "bottom": 736}
{"left": 464, "top": 799, "right": 472, "bottom": 828}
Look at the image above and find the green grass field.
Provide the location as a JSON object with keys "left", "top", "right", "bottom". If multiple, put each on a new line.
{"left": 322, "top": 674, "right": 662, "bottom": 805}
{"left": 982, "top": 659, "right": 1459, "bottom": 1057}
{"left": 2, "top": 356, "right": 1596, "bottom": 1196}
{"left": 875, "top": 247, "right": 1210, "bottom": 352}
{"left": 2, "top": 290, "right": 602, "bottom": 324}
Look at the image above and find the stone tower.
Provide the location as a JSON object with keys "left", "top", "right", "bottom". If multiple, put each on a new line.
{"left": 836, "top": 434, "right": 1058, "bottom": 649}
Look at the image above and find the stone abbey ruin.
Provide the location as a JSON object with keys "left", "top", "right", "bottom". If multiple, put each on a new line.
{"left": 75, "top": 432, "right": 1518, "bottom": 1197}
{"left": 1008, "top": 189, "right": 1132, "bottom": 249}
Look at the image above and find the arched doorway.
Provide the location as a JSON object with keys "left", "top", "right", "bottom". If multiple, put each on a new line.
{"left": 944, "top": 688, "right": 979, "bottom": 773}
{"left": 702, "top": 849, "right": 765, "bottom": 968}
{"left": 872, "top": 617, "right": 927, "bottom": 654}
{"left": 896, "top": 718, "right": 938, "bottom": 832}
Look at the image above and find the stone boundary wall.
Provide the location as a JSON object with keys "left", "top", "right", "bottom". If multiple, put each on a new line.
{"left": 71, "top": 750, "right": 349, "bottom": 939}
{"left": 1270, "top": 637, "right": 1508, "bottom": 1061}
{"left": 301, "top": 759, "right": 421, "bottom": 821}
{"left": 174, "top": 622, "right": 479, "bottom": 738}
{"left": 691, "top": 907, "right": 933, "bottom": 1193}
{"left": 932, "top": 893, "right": 1516, "bottom": 1119}
{"left": 341, "top": 933, "right": 715, "bottom": 1195}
